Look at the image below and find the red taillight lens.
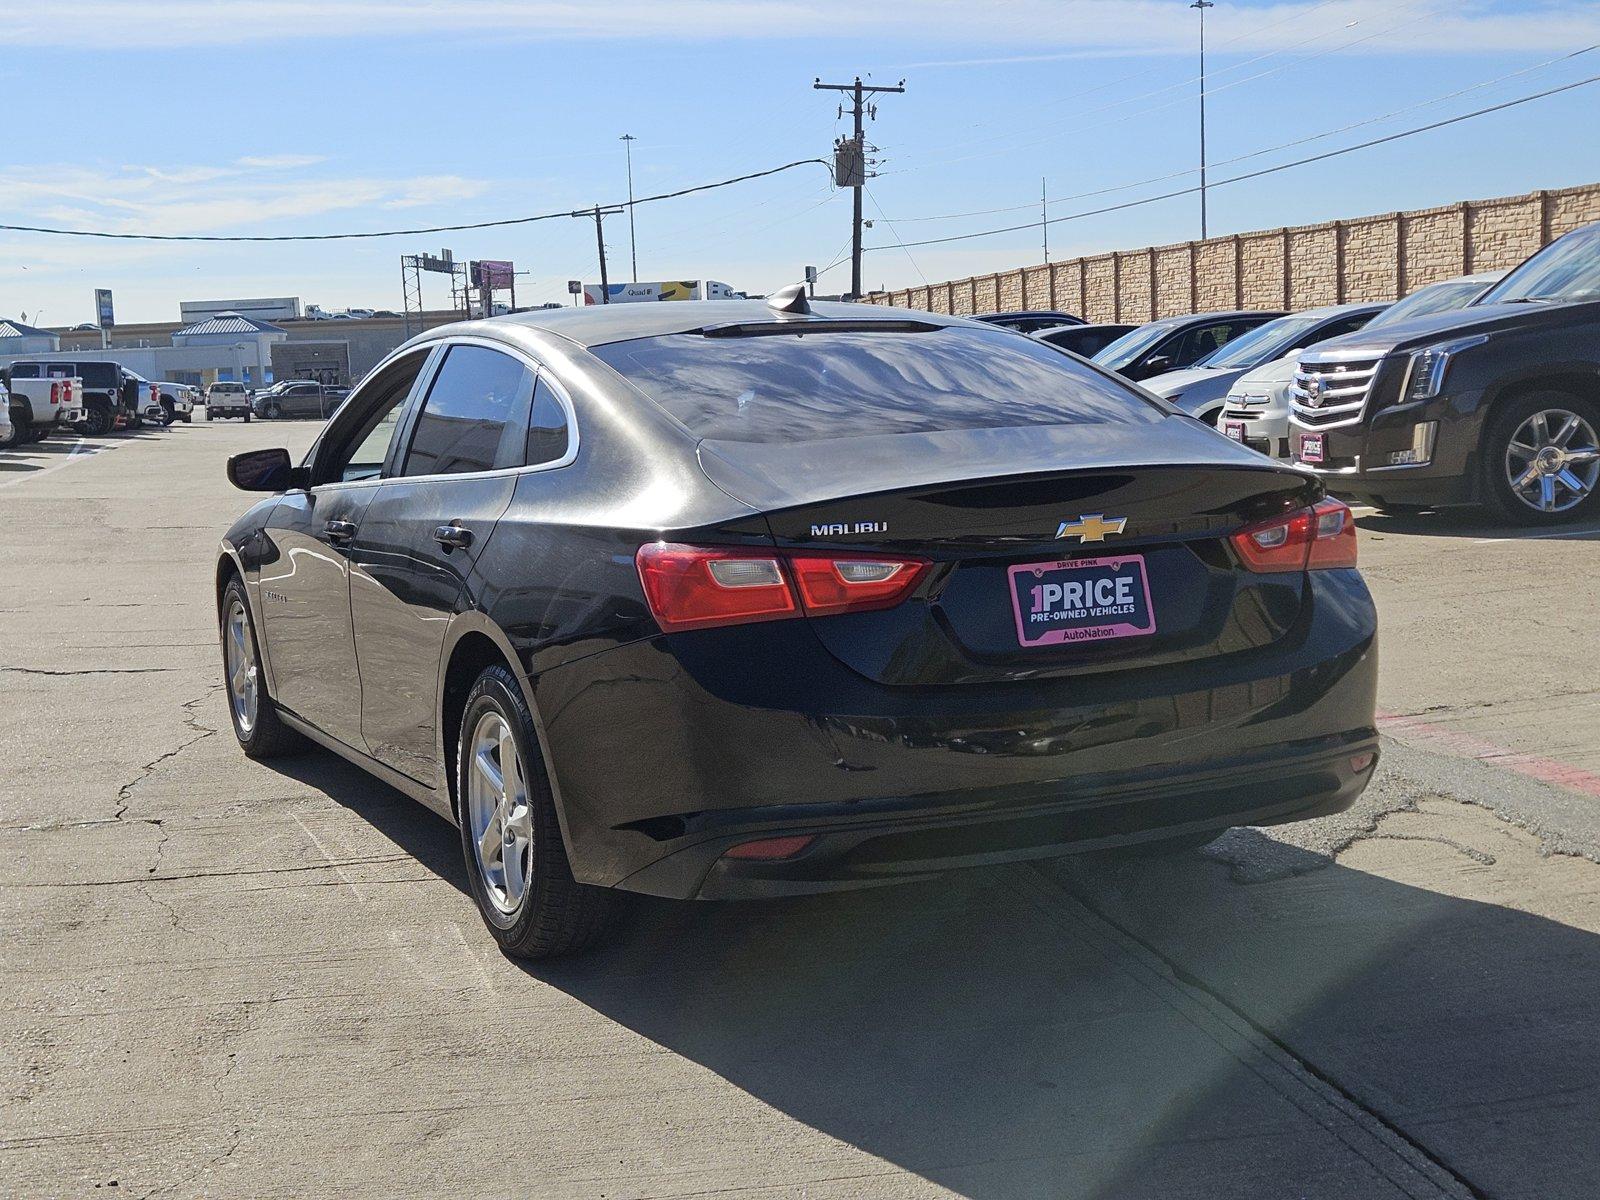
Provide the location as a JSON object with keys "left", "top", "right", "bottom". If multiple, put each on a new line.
{"left": 636, "top": 544, "right": 929, "bottom": 632}
{"left": 1307, "top": 498, "right": 1358, "bottom": 569}
{"left": 1231, "top": 499, "right": 1357, "bottom": 572}
{"left": 635, "top": 543, "right": 797, "bottom": 632}
{"left": 788, "top": 552, "right": 929, "bottom": 617}
{"left": 49, "top": 381, "right": 60, "bottom": 404}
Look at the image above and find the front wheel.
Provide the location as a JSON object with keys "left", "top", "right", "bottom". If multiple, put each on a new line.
{"left": 457, "top": 664, "right": 618, "bottom": 959}
{"left": 219, "top": 578, "right": 303, "bottom": 759}
{"left": 1481, "top": 392, "right": 1600, "bottom": 525}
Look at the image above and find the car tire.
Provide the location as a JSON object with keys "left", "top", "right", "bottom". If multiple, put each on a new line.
{"left": 264, "top": 402, "right": 282, "bottom": 420}
{"left": 457, "top": 664, "right": 618, "bottom": 960}
{"left": 182, "top": 411, "right": 193, "bottom": 423}
{"left": 1480, "top": 390, "right": 1600, "bottom": 526}
{"left": 0, "top": 412, "right": 21, "bottom": 448}
{"left": 219, "top": 577, "right": 304, "bottom": 760}
{"left": 161, "top": 400, "right": 175, "bottom": 425}
{"left": 84, "top": 406, "right": 112, "bottom": 436}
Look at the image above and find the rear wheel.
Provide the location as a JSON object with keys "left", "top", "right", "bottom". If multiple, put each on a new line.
{"left": 243, "top": 411, "right": 252, "bottom": 423}
{"left": 1481, "top": 391, "right": 1600, "bottom": 525}
{"left": 220, "top": 578, "right": 303, "bottom": 759}
{"left": 83, "top": 404, "right": 112, "bottom": 436}
{"left": 161, "top": 400, "right": 175, "bottom": 425}
{"left": 263, "top": 402, "right": 282, "bottom": 420}
{"left": 457, "top": 664, "right": 618, "bottom": 959}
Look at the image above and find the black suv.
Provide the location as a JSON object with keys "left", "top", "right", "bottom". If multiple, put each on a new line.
{"left": 1291, "top": 221, "right": 1600, "bottom": 524}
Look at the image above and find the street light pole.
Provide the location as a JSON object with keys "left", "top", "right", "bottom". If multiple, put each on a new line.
{"left": 1192, "top": 0, "right": 1214, "bottom": 241}
{"left": 620, "top": 133, "right": 638, "bottom": 282}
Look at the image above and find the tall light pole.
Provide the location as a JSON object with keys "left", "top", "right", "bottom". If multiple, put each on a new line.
{"left": 1192, "top": 0, "right": 1214, "bottom": 240}
{"left": 620, "top": 133, "right": 638, "bottom": 282}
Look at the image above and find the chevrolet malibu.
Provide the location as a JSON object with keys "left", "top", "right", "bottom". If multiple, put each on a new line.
{"left": 216, "top": 295, "right": 1379, "bottom": 959}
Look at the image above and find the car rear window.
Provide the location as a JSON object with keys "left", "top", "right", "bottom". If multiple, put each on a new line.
{"left": 590, "top": 326, "right": 1161, "bottom": 443}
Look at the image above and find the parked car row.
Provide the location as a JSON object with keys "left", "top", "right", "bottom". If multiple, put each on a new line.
{"left": 1008, "top": 220, "right": 1600, "bottom": 525}
{"left": 0, "top": 359, "right": 174, "bottom": 441}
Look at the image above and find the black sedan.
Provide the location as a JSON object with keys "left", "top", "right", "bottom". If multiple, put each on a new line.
{"left": 217, "top": 295, "right": 1379, "bottom": 958}
{"left": 974, "top": 309, "right": 1085, "bottom": 333}
{"left": 1034, "top": 322, "right": 1137, "bottom": 358}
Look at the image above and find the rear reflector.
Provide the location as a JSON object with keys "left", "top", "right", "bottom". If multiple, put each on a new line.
{"left": 723, "top": 835, "right": 817, "bottom": 861}
{"left": 1230, "top": 499, "right": 1357, "bottom": 573}
{"left": 636, "top": 543, "right": 928, "bottom": 632}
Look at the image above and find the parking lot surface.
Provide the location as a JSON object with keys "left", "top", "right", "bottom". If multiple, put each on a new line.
{"left": 3, "top": 422, "right": 1599, "bottom": 1198}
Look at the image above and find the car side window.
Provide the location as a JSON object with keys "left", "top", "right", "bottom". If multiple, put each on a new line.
{"left": 1309, "top": 313, "right": 1373, "bottom": 344}
{"left": 526, "top": 375, "right": 571, "bottom": 467}
{"left": 1171, "top": 323, "right": 1237, "bottom": 367}
{"left": 11, "top": 364, "right": 40, "bottom": 379}
{"left": 401, "top": 345, "right": 532, "bottom": 478}
{"left": 315, "top": 351, "right": 429, "bottom": 484}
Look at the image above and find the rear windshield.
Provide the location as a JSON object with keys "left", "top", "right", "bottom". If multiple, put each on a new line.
{"left": 590, "top": 326, "right": 1161, "bottom": 444}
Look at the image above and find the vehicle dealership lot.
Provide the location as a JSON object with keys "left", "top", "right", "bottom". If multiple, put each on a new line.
{"left": 3, "top": 424, "right": 1599, "bottom": 1198}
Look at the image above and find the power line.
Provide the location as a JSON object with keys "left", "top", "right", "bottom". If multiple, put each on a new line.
{"left": 866, "top": 72, "right": 1600, "bottom": 252}
{"left": 885, "top": 45, "right": 1597, "bottom": 225}
{"left": 0, "top": 158, "right": 830, "bottom": 242}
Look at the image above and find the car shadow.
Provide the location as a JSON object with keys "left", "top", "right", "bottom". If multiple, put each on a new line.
{"left": 268, "top": 744, "right": 1600, "bottom": 1198}
{"left": 1356, "top": 506, "right": 1600, "bottom": 540}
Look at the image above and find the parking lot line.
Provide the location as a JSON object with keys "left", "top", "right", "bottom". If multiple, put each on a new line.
{"left": 1472, "top": 527, "right": 1600, "bottom": 544}
{"left": 0, "top": 437, "right": 124, "bottom": 491}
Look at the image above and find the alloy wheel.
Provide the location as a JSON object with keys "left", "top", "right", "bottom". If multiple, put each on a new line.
{"left": 465, "top": 710, "right": 534, "bottom": 915}
{"left": 1503, "top": 408, "right": 1600, "bottom": 514}
{"left": 224, "top": 598, "right": 259, "bottom": 735}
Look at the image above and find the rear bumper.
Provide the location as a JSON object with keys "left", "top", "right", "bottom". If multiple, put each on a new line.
{"left": 531, "top": 569, "right": 1379, "bottom": 899}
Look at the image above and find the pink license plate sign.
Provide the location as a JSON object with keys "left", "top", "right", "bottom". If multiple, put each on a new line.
{"left": 1007, "top": 554, "right": 1157, "bottom": 648}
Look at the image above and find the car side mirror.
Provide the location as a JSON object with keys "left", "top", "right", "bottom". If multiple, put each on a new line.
{"left": 1142, "top": 354, "right": 1173, "bottom": 376}
{"left": 228, "top": 447, "right": 308, "bottom": 492}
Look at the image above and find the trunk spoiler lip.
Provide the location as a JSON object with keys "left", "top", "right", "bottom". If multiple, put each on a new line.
{"left": 694, "top": 429, "right": 1322, "bottom": 518}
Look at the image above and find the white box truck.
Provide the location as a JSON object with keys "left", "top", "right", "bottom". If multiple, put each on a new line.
{"left": 583, "top": 280, "right": 738, "bottom": 305}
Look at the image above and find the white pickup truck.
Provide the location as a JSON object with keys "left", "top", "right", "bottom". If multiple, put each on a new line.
{"left": 1, "top": 366, "right": 86, "bottom": 445}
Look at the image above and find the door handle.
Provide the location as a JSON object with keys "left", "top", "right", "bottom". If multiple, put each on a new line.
{"left": 323, "top": 519, "right": 358, "bottom": 544}
{"left": 433, "top": 524, "right": 474, "bottom": 550}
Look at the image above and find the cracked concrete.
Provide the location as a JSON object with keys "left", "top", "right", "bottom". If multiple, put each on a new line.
{"left": 5, "top": 421, "right": 1600, "bottom": 1199}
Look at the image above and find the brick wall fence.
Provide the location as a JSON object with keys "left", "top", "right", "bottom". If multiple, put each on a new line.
{"left": 865, "top": 182, "right": 1600, "bottom": 321}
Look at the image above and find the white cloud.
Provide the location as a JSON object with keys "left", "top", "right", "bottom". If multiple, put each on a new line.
{"left": 1, "top": 1, "right": 1594, "bottom": 53}
{"left": 0, "top": 161, "right": 490, "bottom": 237}
{"left": 234, "top": 154, "right": 330, "bottom": 169}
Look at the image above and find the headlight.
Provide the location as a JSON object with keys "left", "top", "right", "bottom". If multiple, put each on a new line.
{"left": 1405, "top": 335, "right": 1487, "bottom": 402}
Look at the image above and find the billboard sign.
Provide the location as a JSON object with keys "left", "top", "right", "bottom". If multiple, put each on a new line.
{"left": 95, "top": 289, "right": 115, "bottom": 329}
{"left": 474, "top": 260, "right": 515, "bottom": 291}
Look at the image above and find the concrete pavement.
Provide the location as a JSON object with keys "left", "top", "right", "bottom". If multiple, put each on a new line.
{"left": 2, "top": 421, "right": 1598, "bottom": 1198}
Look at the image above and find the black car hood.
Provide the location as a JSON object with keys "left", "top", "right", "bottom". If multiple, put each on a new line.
{"left": 695, "top": 416, "right": 1309, "bottom": 513}
{"left": 1307, "top": 298, "right": 1600, "bottom": 358}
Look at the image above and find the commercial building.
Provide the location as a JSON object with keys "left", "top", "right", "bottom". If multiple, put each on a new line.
{"left": 0, "top": 319, "right": 62, "bottom": 358}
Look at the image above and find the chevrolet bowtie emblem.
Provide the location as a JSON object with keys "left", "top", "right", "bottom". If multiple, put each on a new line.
{"left": 1056, "top": 513, "right": 1128, "bottom": 543}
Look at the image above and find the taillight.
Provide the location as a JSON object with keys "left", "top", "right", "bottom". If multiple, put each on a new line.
{"left": 50, "top": 381, "right": 60, "bottom": 405}
{"left": 1231, "top": 499, "right": 1357, "bottom": 572}
{"left": 635, "top": 543, "right": 928, "bottom": 632}
{"left": 788, "top": 552, "right": 929, "bottom": 617}
{"left": 636, "top": 544, "right": 796, "bottom": 632}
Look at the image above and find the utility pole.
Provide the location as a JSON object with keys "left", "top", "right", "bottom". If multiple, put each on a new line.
{"left": 574, "top": 205, "right": 625, "bottom": 303}
{"left": 1041, "top": 178, "right": 1049, "bottom": 264}
{"left": 620, "top": 133, "right": 639, "bottom": 281}
{"left": 814, "top": 75, "right": 905, "bottom": 301}
{"left": 1192, "top": 0, "right": 1214, "bottom": 240}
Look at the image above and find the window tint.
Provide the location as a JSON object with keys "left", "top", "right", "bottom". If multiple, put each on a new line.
{"left": 10, "top": 363, "right": 40, "bottom": 379}
{"left": 1312, "top": 312, "right": 1376, "bottom": 342}
{"left": 526, "top": 376, "right": 571, "bottom": 466}
{"left": 402, "top": 346, "right": 533, "bottom": 477}
{"left": 318, "top": 351, "right": 428, "bottom": 483}
{"left": 1173, "top": 322, "right": 1244, "bottom": 367}
{"left": 592, "top": 326, "right": 1160, "bottom": 445}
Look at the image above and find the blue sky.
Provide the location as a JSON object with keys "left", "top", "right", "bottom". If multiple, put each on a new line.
{"left": 2, "top": 0, "right": 1597, "bottom": 324}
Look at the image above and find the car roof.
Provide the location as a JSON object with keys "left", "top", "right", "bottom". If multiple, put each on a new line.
{"left": 1287, "top": 301, "right": 1388, "bottom": 320}
{"left": 416, "top": 300, "right": 986, "bottom": 351}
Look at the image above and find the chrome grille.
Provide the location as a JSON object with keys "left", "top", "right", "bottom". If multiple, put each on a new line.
{"left": 1290, "top": 355, "right": 1382, "bottom": 430}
